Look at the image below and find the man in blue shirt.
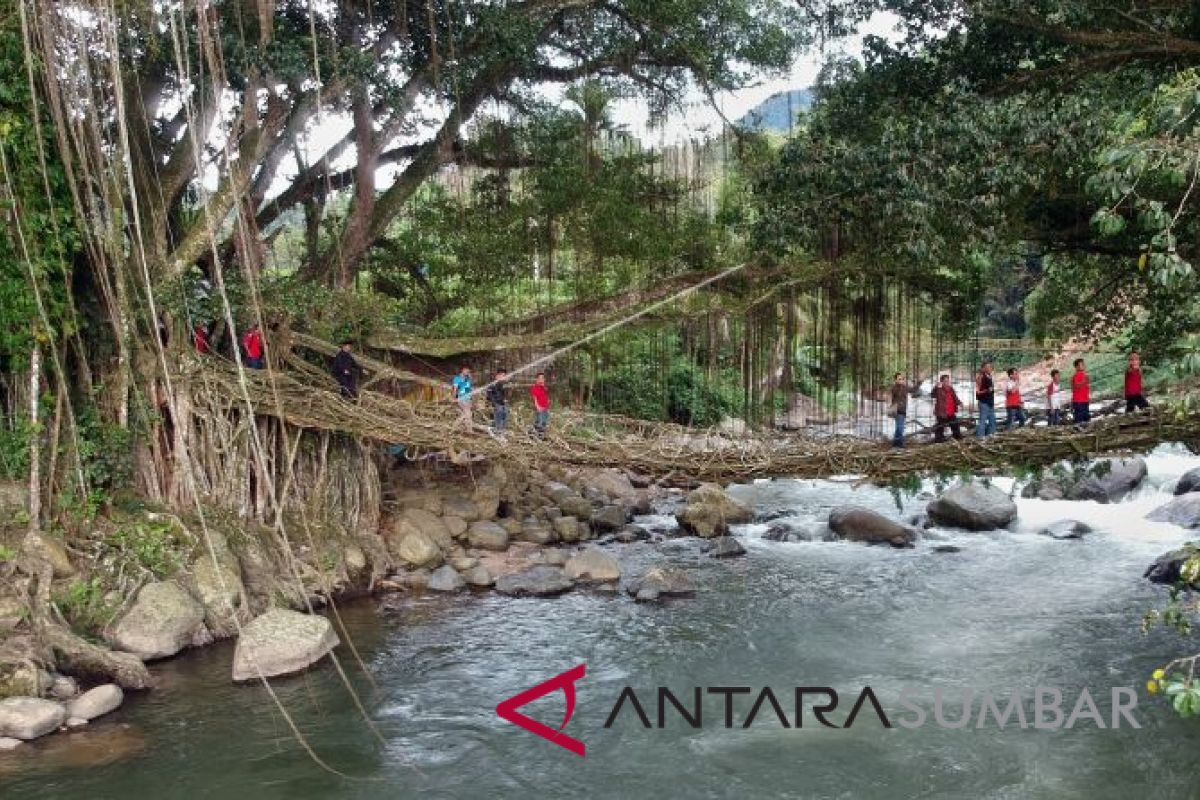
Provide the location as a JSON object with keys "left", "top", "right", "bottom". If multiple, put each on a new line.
{"left": 451, "top": 365, "right": 474, "bottom": 430}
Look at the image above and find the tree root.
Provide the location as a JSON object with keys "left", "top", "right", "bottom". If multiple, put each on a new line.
{"left": 41, "top": 624, "right": 152, "bottom": 690}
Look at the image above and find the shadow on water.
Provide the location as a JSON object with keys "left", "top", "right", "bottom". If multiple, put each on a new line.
{"left": 7, "top": 446, "right": 1200, "bottom": 799}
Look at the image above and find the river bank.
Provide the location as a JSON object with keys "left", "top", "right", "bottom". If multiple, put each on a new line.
{"left": 5, "top": 446, "right": 1200, "bottom": 796}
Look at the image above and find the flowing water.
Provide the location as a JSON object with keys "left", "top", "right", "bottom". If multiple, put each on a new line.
{"left": 6, "top": 447, "right": 1200, "bottom": 799}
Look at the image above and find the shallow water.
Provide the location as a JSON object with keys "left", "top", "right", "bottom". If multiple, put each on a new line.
{"left": 5, "top": 447, "right": 1200, "bottom": 799}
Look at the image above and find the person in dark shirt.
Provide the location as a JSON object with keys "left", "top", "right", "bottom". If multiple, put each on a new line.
{"left": 888, "top": 371, "right": 913, "bottom": 448}
{"left": 332, "top": 340, "right": 359, "bottom": 399}
{"left": 486, "top": 368, "right": 509, "bottom": 436}
{"left": 975, "top": 360, "right": 996, "bottom": 438}
{"left": 932, "top": 374, "right": 963, "bottom": 443}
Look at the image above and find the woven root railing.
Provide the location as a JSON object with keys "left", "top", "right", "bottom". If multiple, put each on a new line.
{"left": 179, "top": 360, "right": 1200, "bottom": 483}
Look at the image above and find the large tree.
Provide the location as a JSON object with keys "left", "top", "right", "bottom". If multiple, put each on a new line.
{"left": 754, "top": 0, "right": 1200, "bottom": 351}
{"left": 24, "top": 0, "right": 839, "bottom": 290}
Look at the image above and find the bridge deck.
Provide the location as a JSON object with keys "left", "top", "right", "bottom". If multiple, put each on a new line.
{"left": 184, "top": 362, "right": 1200, "bottom": 483}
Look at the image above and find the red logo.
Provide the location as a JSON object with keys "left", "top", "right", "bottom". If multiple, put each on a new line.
{"left": 496, "top": 664, "right": 586, "bottom": 756}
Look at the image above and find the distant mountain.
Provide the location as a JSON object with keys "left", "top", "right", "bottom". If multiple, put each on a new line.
{"left": 736, "top": 89, "right": 813, "bottom": 133}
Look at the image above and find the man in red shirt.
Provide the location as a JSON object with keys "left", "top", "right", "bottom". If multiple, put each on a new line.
{"left": 530, "top": 372, "right": 551, "bottom": 438}
{"left": 241, "top": 323, "right": 264, "bottom": 369}
{"left": 1071, "top": 358, "right": 1090, "bottom": 424}
{"left": 193, "top": 322, "right": 210, "bottom": 354}
{"left": 1124, "top": 351, "right": 1149, "bottom": 412}
{"left": 932, "top": 374, "right": 962, "bottom": 442}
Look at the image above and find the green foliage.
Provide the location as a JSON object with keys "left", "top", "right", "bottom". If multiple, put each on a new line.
{"left": 74, "top": 405, "right": 133, "bottom": 494}
{"left": 52, "top": 578, "right": 118, "bottom": 639}
{"left": 592, "top": 360, "right": 735, "bottom": 427}
{"left": 0, "top": 16, "right": 77, "bottom": 367}
{"left": 105, "top": 520, "right": 187, "bottom": 578}
{"left": 0, "top": 418, "right": 30, "bottom": 480}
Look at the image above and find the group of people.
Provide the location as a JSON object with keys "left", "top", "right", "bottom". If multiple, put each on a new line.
{"left": 191, "top": 321, "right": 265, "bottom": 370}
{"left": 451, "top": 366, "right": 552, "bottom": 438}
{"left": 889, "top": 351, "right": 1150, "bottom": 447}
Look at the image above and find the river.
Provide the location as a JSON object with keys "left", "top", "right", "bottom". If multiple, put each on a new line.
{"left": 5, "top": 447, "right": 1200, "bottom": 799}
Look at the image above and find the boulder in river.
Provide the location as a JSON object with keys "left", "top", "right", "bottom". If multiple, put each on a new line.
{"left": 707, "top": 536, "right": 747, "bottom": 558}
{"left": 110, "top": 581, "right": 206, "bottom": 661}
{"left": 675, "top": 484, "right": 753, "bottom": 538}
{"left": 927, "top": 484, "right": 1017, "bottom": 531}
{"left": 563, "top": 549, "right": 621, "bottom": 582}
{"left": 1144, "top": 542, "right": 1200, "bottom": 587}
{"left": 1147, "top": 495, "right": 1200, "bottom": 529}
{"left": 762, "top": 521, "right": 814, "bottom": 542}
{"left": 827, "top": 506, "right": 916, "bottom": 547}
{"left": 467, "top": 520, "right": 510, "bottom": 551}
{"left": 232, "top": 609, "right": 339, "bottom": 682}
{"left": 625, "top": 567, "right": 694, "bottom": 601}
{"left": 0, "top": 697, "right": 66, "bottom": 740}
{"left": 1023, "top": 458, "right": 1148, "bottom": 503}
{"left": 1068, "top": 458, "right": 1148, "bottom": 503}
{"left": 1175, "top": 467, "right": 1200, "bottom": 496}
{"left": 427, "top": 565, "right": 466, "bottom": 592}
{"left": 591, "top": 505, "right": 629, "bottom": 533}
{"left": 494, "top": 566, "right": 575, "bottom": 597}
{"left": 67, "top": 684, "right": 123, "bottom": 721}
{"left": 1039, "top": 520, "right": 1093, "bottom": 540}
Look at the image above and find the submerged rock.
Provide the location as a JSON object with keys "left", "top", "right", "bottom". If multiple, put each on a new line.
{"left": 1039, "top": 520, "right": 1093, "bottom": 540}
{"left": 1175, "top": 467, "right": 1200, "bottom": 496}
{"left": 1147, "top": 495, "right": 1200, "bottom": 529}
{"left": 927, "top": 484, "right": 1017, "bottom": 531}
{"left": 0, "top": 697, "right": 66, "bottom": 741}
{"left": 110, "top": 581, "right": 205, "bottom": 661}
{"left": 67, "top": 685, "right": 123, "bottom": 722}
{"left": 933, "top": 545, "right": 962, "bottom": 554}
{"left": 762, "top": 521, "right": 814, "bottom": 543}
{"left": 675, "top": 484, "right": 753, "bottom": 538}
{"left": 625, "top": 567, "right": 694, "bottom": 601}
{"left": 427, "top": 565, "right": 466, "bottom": 592}
{"left": 232, "top": 609, "right": 339, "bottom": 682}
{"left": 707, "top": 536, "right": 747, "bottom": 558}
{"left": 494, "top": 566, "right": 574, "bottom": 597}
{"left": 563, "top": 549, "right": 621, "bottom": 582}
{"left": 827, "top": 506, "right": 915, "bottom": 547}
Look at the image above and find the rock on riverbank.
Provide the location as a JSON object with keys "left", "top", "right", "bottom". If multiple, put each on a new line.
{"left": 232, "top": 609, "right": 339, "bottom": 682}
